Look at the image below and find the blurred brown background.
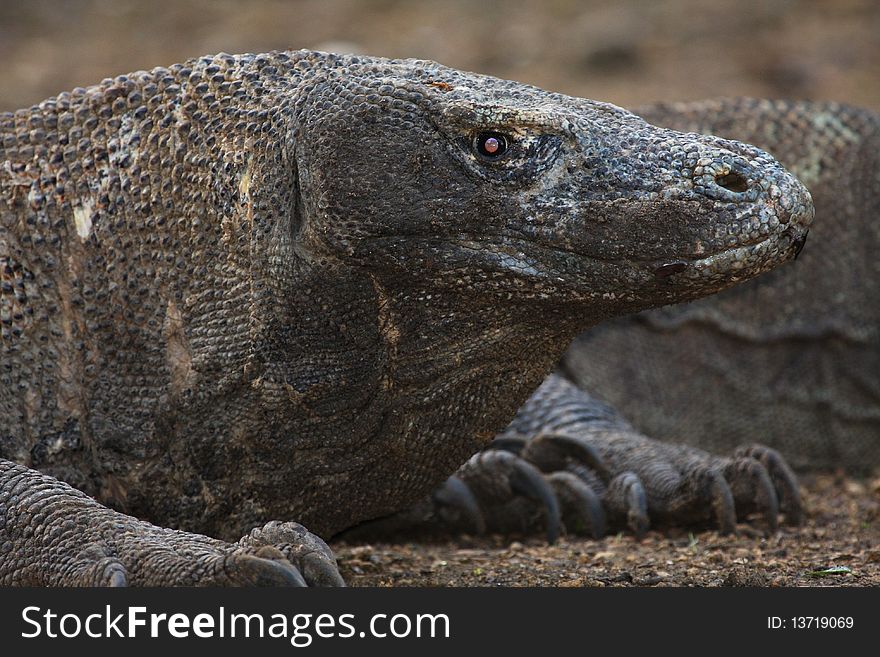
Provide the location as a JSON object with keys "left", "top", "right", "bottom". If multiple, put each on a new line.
{"left": 1, "top": 0, "right": 878, "bottom": 112}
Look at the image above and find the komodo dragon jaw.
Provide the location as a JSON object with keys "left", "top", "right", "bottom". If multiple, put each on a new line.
{"left": 295, "top": 55, "right": 813, "bottom": 315}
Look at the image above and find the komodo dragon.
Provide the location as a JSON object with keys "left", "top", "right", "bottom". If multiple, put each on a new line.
{"left": 0, "top": 50, "right": 813, "bottom": 586}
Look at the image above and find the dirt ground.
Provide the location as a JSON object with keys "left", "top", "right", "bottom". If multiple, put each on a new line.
{"left": 335, "top": 473, "right": 880, "bottom": 586}
{"left": 1, "top": 1, "right": 878, "bottom": 587}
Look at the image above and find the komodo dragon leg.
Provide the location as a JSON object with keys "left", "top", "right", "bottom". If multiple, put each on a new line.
{"left": 0, "top": 460, "right": 344, "bottom": 586}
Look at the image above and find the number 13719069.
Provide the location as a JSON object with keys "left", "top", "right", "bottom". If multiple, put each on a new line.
{"left": 768, "top": 617, "right": 854, "bottom": 629}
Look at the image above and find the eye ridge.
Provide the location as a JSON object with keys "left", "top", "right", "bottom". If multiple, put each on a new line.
{"left": 473, "top": 131, "right": 510, "bottom": 160}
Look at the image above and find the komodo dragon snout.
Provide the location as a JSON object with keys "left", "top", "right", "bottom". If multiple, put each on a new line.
{"left": 293, "top": 56, "right": 813, "bottom": 315}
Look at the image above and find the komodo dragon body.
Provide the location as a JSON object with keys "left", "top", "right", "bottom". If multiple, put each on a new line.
{"left": 1, "top": 50, "right": 812, "bottom": 585}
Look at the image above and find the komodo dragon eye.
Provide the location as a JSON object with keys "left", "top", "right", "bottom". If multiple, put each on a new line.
{"left": 473, "top": 131, "right": 510, "bottom": 160}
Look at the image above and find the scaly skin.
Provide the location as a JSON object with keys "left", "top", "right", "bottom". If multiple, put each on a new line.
{"left": 1, "top": 51, "right": 810, "bottom": 585}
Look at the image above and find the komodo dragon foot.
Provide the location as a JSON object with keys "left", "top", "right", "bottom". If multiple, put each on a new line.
{"left": 443, "top": 374, "right": 804, "bottom": 541}
{"left": 344, "top": 374, "right": 802, "bottom": 543}
{"left": 0, "top": 460, "right": 344, "bottom": 586}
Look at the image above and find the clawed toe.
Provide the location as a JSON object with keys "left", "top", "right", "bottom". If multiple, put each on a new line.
{"left": 604, "top": 472, "right": 649, "bottom": 537}
{"left": 547, "top": 471, "right": 606, "bottom": 539}
{"left": 238, "top": 521, "right": 345, "bottom": 587}
{"left": 452, "top": 450, "right": 562, "bottom": 543}
{"left": 80, "top": 556, "right": 129, "bottom": 587}
{"left": 223, "top": 550, "right": 307, "bottom": 587}
{"left": 433, "top": 475, "right": 487, "bottom": 535}
{"left": 704, "top": 467, "right": 737, "bottom": 535}
{"left": 724, "top": 456, "right": 780, "bottom": 533}
{"left": 735, "top": 444, "right": 804, "bottom": 525}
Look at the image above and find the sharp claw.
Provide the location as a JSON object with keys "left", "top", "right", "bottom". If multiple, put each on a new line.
{"left": 107, "top": 566, "right": 128, "bottom": 587}
{"left": 77, "top": 550, "right": 129, "bottom": 587}
{"left": 751, "top": 463, "right": 780, "bottom": 534}
{"left": 548, "top": 471, "right": 606, "bottom": 539}
{"left": 267, "top": 560, "right": 308, "bottom": 587}
{"left": 506, "top": 456, "right": 562, "bottom": 544}
{"left": 605, "top": 471, "right": 649, "bottom": 537}
{"left": 736, "top": 444, "right": 804, "bottom": 526}
{"left": 227, "top": 553, "right": 308, "bottom": 587}
{"left": 94, "top": 558, "right": 128, "bottom": 587}
{"left": 726, "top": 457, "right": 779, "bottom": 534}
{"left": 433, "top": 475, "right": 488, "bottom": 535}
{"left": 621, "top": 473, "right": 649, "bottom": 538}
{"left": 301, "top": 552, "right": 346, "bottom": 587}
{"left": 705, "top": 469, "right": 737, "bottom": 535}
{"left": 523, "top": 433, "right": 611, "bottom": 481}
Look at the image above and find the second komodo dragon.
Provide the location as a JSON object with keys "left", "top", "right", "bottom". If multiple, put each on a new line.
{"left": 0, "top": 50, "right": 812, "bottom": 585}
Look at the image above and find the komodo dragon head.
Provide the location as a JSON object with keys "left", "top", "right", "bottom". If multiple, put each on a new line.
{"left": 291, "top": 53, "right": 813, "bottom": 318}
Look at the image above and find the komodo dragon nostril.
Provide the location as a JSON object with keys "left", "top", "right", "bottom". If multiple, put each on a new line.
{"left": 715, "top": 171, "right": 749, "bottom": 192}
